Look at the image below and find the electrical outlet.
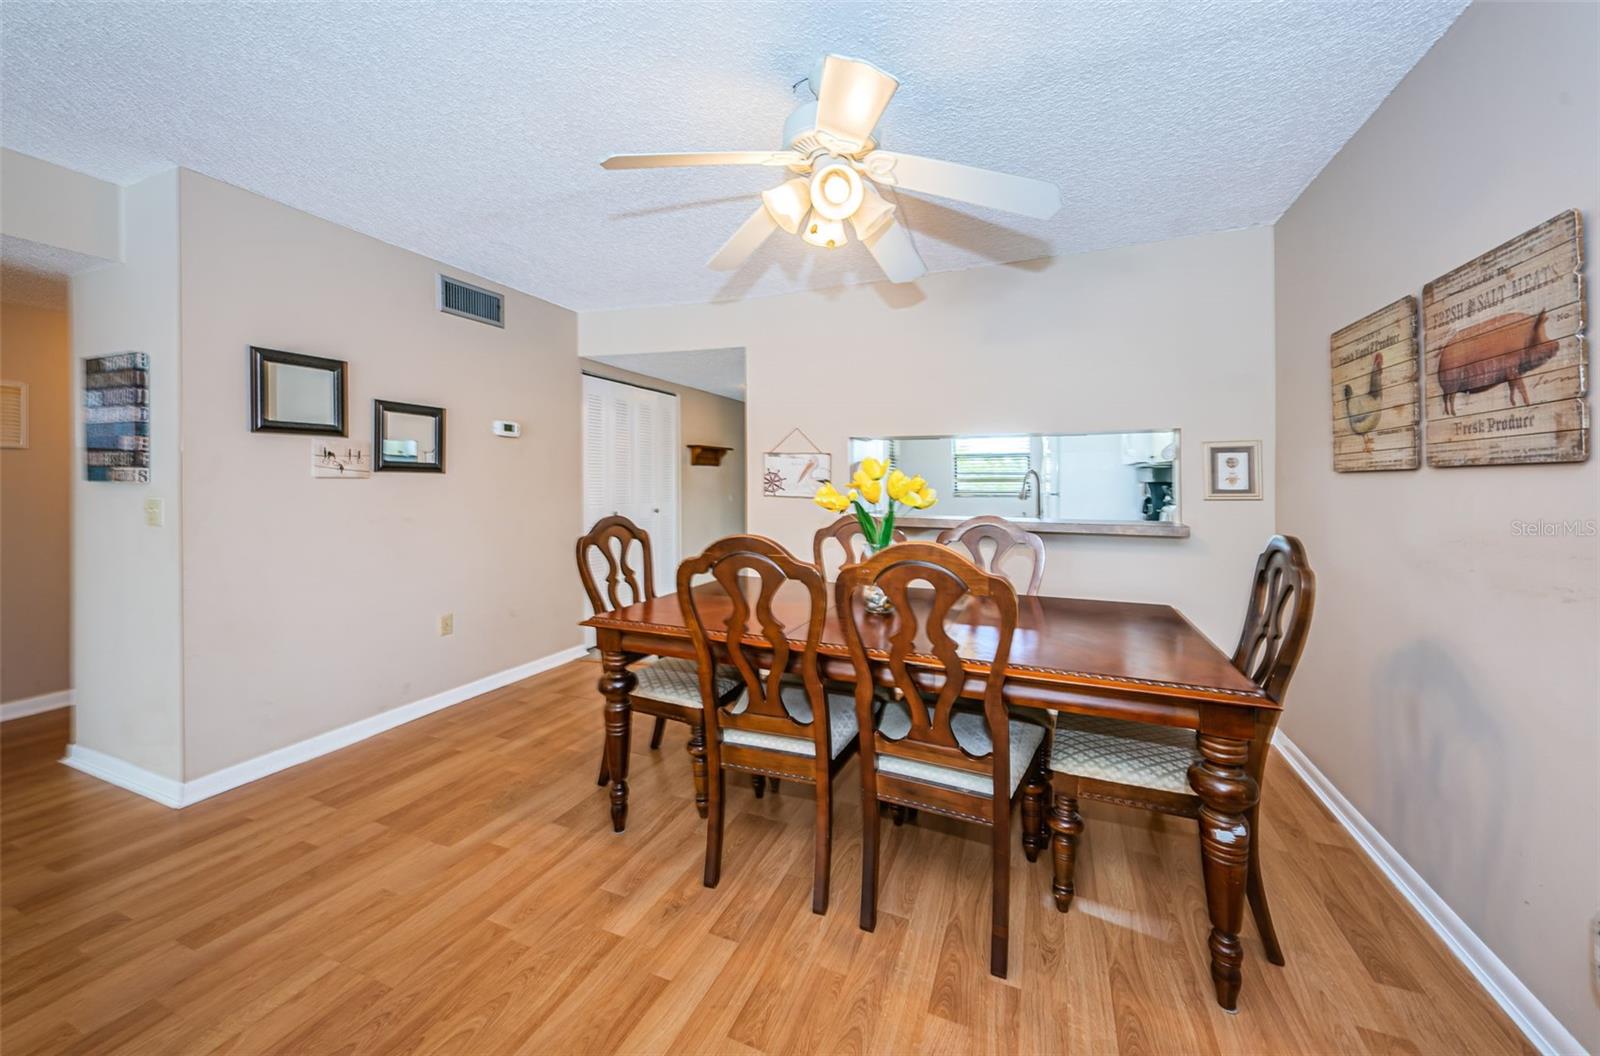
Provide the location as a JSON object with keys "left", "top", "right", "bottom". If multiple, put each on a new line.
{"left": 439, "top": 613, "right": 454, "bottom": 637}
{"left": 143, "top": 498, "right": 164, "bottom": 527}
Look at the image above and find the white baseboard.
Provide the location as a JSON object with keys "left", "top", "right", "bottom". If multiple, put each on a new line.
{"left": 61, "top": 744, "right": 184, "bottom": 807}
{"left": 1, "top": 688, "right": 73, "bottom": 722}
{"left": 62, "top": 644, "right": 589, "bottom": 810}
{"left": 1273, "top": 732, "right": 1583, "bottom": 1056}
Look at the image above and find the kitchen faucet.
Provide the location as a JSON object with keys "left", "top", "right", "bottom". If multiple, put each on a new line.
{"left": 1018, "top": 468, "right": 1043, "bottom": 519}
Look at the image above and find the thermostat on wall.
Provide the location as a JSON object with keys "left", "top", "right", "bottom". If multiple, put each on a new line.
{"left": 492, "top": 420, "right": 521, "bottom": 438}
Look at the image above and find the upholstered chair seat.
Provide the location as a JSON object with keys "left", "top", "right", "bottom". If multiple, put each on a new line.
{"left": 723, "top": 676, "right": 859, "bottom": 760}
{"left": 633, "top": 657, "right": 740, "bottom": 709}
{"left": 877, "top": 700, "right": 1046, "bottom": 795}
{"left": 1048, "top": 714, "right": 1200, "bottom": 795}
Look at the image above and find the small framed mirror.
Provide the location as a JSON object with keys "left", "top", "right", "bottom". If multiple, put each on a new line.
{"left": 250, "top": 346, "right": 347, "bottom": 435}
{"left": 374, "top": 399, "right": 445, "bottom": 473}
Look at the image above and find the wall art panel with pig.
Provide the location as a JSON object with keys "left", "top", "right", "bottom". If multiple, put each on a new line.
{"left": 1423, "top": 210, "right": 1587, "bottom": 466}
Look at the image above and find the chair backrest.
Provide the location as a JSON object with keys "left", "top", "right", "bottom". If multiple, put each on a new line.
{"left": 576, "top": 514, "right": 655, "bottom": 614}
{"left": 1232, "top": 534, "right": 1316, "bottom": 705}
{"left": 678, "top": 536, "right": 833, "bottom": 757}
{"left": 812, "top": 514, "right": 908, "bottom": 577}
{"left": 935, "top": 515, "right": 1046, "bottom": 595}
{"left": 835, "top": 542, "right": 1020, "bottom": 802}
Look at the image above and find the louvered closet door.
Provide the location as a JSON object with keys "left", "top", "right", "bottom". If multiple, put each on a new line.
{"left": 634, "top": 391, "right": 678, "bottom": 595}
{"left": 580, "top": 375, "right": 680, "bottom": 611}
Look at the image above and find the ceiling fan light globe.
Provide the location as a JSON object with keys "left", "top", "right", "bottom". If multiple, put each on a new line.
{"left": 808, "top": 159, "right": 863, "bottom": 221}
{"left": 761, "top": 178, "right": 812, "bottom": 235}
{"left": 801, "top": 216, "right": 848, "bottom": 250}
{"left": 849, "top": 183, "right": 896, "bottom": 241}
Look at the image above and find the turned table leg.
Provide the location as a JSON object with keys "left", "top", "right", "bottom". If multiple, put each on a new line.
{"left": 598, "top": 638, "right": 637, "bottom": 833}
{"left": 1188, "top": 729, "right": 1259, "bottom": 1011}
{"left": 1047, "top": 790, "right": 1082, "bottom": 911}
{"left": 1020, "top": 753, "right": 1047, "bottom": 863}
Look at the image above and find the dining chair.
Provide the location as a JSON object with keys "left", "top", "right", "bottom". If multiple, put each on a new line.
{"left": 1043, "top": 534, "right": 1315, "bottom": 968}
{"left": 837, "top": 542, "right": 1049, "bottom": 978}
{"left": 679, "top": 535, "right": 860, "bottom": 914}
{"left": 577, "top": 514, "right": 740, "bottom": 817}
{"left": 935, "top": 514, "right": 1047, "bottom": 595}
{"left": 812, "top": 513, "right": 907, "bottom": 577}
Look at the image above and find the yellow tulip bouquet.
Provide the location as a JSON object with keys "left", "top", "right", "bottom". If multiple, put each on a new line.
{"left": 813, "top": 457, "right": 938, "bottom": 553}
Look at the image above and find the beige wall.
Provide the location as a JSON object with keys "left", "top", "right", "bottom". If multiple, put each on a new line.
{"left": 582, "top": 226, "right": 1277, "bottom": 646}
{"left": 579, "top": 359, "right": 746, "bottom": 558}
{"left": 69, "top": 170, "right": 185, "bottom": 779}
{"left": 0, "top": 296, "right": 72, "bottom": 702}
{"left": 1274, "top": 2, "right": 1599, "bottom": 1048}
{"left": 177, "top": 171, "right": 582, "bottom": 779}
{"left": 1, "top": 148, "right": 121, "bottom": 264}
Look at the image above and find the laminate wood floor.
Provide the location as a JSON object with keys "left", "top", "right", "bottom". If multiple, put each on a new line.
{"left": 1, "top": 659, "right": 1533, "bottom": 1055}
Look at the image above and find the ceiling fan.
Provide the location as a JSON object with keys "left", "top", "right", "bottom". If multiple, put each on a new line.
{"left": 600, "top": 54, "right": 1061, "bottom": 284}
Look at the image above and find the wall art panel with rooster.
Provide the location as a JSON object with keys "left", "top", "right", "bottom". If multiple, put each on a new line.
{"left": 1331, "top": 296, "right": 1421, "bottom": 471}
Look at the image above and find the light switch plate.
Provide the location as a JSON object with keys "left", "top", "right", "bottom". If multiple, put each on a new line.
{"left": 143, "top": 498, "right": 164, "bottom": 527}
{"left": 439, "top": 613, "right": 454, "bottom": 637}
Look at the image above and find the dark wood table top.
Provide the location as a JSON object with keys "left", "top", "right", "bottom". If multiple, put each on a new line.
{"left": 584, "top": 581, "right": 1269, "bottom": 709}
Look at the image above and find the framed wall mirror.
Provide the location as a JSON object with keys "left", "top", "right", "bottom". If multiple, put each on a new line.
{"left": 374, "top": 399, "right": 445, "bottom": 473}
{"left": 250, "top": 346, "right": 347, "bottom": 435}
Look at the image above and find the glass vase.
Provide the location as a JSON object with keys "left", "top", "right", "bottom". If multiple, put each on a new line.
{"left": 863, "top": 539, "right": 895, "bottom": 615}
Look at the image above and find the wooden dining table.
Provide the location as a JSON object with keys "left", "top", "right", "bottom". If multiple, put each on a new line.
{"left": 582, "top": 580, "right": 1274, "bottom": 1011}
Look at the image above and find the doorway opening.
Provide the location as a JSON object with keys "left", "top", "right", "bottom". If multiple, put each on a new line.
{"left": 579, "top": 346, "right": 747, "bottom": 571}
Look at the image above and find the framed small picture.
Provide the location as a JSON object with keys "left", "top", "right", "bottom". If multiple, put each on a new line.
{"left": 1203, "top": 441, "right": 1261, "bottom": 500}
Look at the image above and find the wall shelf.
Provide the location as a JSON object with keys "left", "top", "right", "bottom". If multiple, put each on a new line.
{"left": 686, "top": 444, "right": 732, "bottom": 466}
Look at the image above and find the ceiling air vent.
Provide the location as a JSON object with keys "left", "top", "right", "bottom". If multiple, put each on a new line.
{"left": 437, "top": 274, "right": 504, "bottom": 328}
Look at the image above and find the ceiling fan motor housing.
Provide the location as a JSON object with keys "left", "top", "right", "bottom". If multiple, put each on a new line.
{"left": 783, "top": 101, "right": 879, "bottom": 160}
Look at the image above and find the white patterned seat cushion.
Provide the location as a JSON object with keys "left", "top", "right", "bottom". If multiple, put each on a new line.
{"left": 631, "top": 657, "right": 739, "bottom": 709}
{"left": 1048, "top": 713, "right": 1201, "bottom": 795}
{"left": 874, "top": 700, "right": 1046, "bottom": 796}
{"left": 723, "top": 677, "right": 858, "bottom": 760}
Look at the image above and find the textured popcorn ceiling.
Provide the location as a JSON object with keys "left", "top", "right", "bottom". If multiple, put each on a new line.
{"left": 0, "top": 1, "right": 1466, "bottom": 311}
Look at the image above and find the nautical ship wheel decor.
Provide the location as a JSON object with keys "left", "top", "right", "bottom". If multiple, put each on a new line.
{"left": 762, "top": 426, "right": 832, "bottom": 498}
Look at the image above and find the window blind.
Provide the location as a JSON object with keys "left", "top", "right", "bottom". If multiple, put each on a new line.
{"left": 952, "top": 436, "right": 1030, "bottom": 497}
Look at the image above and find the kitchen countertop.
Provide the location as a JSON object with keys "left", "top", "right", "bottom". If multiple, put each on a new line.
{"left": 895, "top": 515, "right": 1189, "bottom": 538}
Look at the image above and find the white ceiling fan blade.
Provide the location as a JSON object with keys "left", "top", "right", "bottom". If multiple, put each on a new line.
{"left": 815, "top": 55, "right": 898, "bottom": 150}
{"left": 860, "top": 152, "right": 1061, "bottom": 219}
{"left": 862, "top": 218, "right": 926, "bottom": 284}
{"left": 707, "top": 204, "right": 779, "bottom": 271}
{"left": 601, "top": 151, "right": 804, "bottom": 171}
